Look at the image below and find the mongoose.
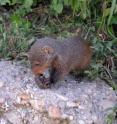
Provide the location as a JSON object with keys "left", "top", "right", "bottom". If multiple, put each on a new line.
{"left": 28, "top": 36, "right": 92, "bottom": 88}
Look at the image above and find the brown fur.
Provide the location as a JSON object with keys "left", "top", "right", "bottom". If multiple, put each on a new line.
{"left": 28, "top": 36, "right": 92, "bottom": 83}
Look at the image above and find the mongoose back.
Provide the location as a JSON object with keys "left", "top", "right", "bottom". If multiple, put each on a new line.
{"left": 28, "top": 36, "right": 92, "bottom": 86}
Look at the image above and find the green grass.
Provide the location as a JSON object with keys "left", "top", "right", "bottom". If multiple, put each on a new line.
{"left": 0, "top": 15, "right": 31, "bottom": 58}
{"left": 105, "top": 104, "right": 117, "bottom": 124}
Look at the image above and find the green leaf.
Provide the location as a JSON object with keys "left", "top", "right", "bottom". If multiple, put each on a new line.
{"left": 0, "top": 0, "right": 10, "bottom": 5}
{"left": 11, "top": 0, "right": 23, "bottom": 5}
{"left": 64, "top": 0, "right": 69, "bottom": 6}
{"left": 103, "top": 8, "right": 111, "bottom": 17}
{"left": 10, "top": 14, "right": 22, "bottom": 27}
{"left": 80, "top": 0, "right": 87, "bottom": 19}
{"left": 23, "top": 0, "right": 33, "bottom": 8}
{"left": 55, "top": 2, "right": 63, "bottom": 14}
{"left": 107, "top": 0, "right": 116, "bottom": 25}
{"left": 115, "top": 5, "right": 117, "bottom": 13}
{"left": 52, "top": 0, "right": 63, "bottom": 14}
{"left": 52, "top": 0, "right": 57, "bottom": 5}
{"left": 71, "top": 0, "right": 79, "bottom": 12}
{"left": 110, "top": 15, "right": 117, "bottom": 24}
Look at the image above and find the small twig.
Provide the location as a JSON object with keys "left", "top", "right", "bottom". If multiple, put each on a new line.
{"left": 15, "top": 52, "right": 29, "bottom": 60}
{"left": 110, "top": 57, "right": 115, "bottom": 71}
{"left": 104, "top": 66, "right": 112, "bottom": 79}
{"left": 84, "top": 28, "right": 90, "bottom": 40}
{"left": 55, "top": 16, "right": 62, "bottom": 25}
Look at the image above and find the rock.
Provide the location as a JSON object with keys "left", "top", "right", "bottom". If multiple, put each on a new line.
{"left": 48, "top": 106, "right": 62, "bottom": 119}
{"left": 4, "top": 101, "right": 9, "bottom": 111}
{"left": 31, "top": 116, "right": 42, "bottom": 124}
{"left": 0, "top": 118, "right": 7, "bottom": 124}
{"left": 30, "top": 99, "right": 45, "bottom": 111}
{"left": 66, "top": 101, "right": 80, "bottom": 108}
{"left": 101, "top": 100, "right": 116, "bottom": 110}
{"left": 78, "top": 120, "right": 85, "bottom": 124}
{"left": 5, "top": 111, "right": 22, "bottom": 124}
{"left": 17, "top": 92, "right": 31, "bottom": 101}
{"left": 16, "top": 92, "right": 31, "bottom": 106}
{"left": 0, "top": 81, "right": 4, "bottom": 88}
{"left": 35, "top": 75, "right": 51, "bottom": 89}
{"left": 0, "top": 61, "right": 116, "bottom": 124}
{"left": 16, "top": 96, "right": 21, "bottom": 104}
{"left": 0, "top": 98, "right": 5, "bottom": 105}
{"left": 92, "top": 115, "right": 98, "bottom": 122}
{"left": 69, "top": 115, "right": 74, "bottom": 121}
{"left": 55, "top": 94, "right": 68, "bottom": 101}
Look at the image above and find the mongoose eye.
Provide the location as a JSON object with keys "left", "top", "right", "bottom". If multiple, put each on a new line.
{"left": 39, "top": 74, "right": 43, "bottom": 76}
{"left": 34, "top": 61, "right": 40, "bottom": 66}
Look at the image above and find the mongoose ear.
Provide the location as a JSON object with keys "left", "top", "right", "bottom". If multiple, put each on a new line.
{"left": 42, "top": 46, "right": 54, "bottom": 54}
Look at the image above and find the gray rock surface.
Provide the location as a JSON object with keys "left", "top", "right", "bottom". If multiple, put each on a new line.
{"left": 0, "top": 60, "right": 116, "bottom": 124}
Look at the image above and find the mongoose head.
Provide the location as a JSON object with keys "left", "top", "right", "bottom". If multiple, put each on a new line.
{"left": 28, "top": 44, "right": 54, "bottom": 76}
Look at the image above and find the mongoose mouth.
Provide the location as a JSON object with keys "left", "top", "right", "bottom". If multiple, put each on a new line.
{"left": 33, "top": 68, "right": 51, "bottom": 89}
{"left": 35, "top": 71, "right": 51, "bottom": 89}
{"left": 31, "top": 63, "right": 49, "bottom": 75}
{"left": 32, "top": 67, "right": 46, "bottom": 75}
